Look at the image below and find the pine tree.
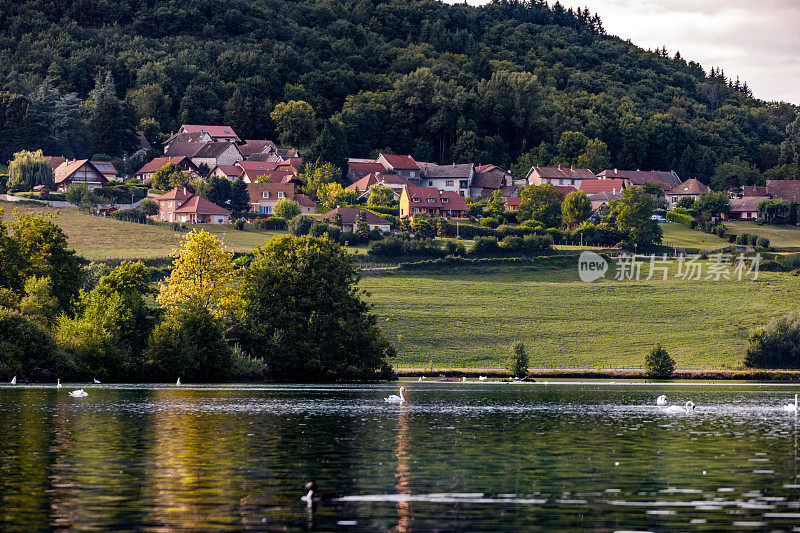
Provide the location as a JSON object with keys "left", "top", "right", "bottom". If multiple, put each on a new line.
{"left": 229, "top": 177, "right": 250, "bottom": 218}
{"left": 224, "top": 88, "right": 249, "bottom": 138}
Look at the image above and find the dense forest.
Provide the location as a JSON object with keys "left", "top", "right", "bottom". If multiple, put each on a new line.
{"left": 0, "top": 0, "right": 799, "bottom": 187}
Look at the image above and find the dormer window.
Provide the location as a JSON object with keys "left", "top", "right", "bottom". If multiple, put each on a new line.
{"left": 412, "top": 197, "right": 420, "bottom": 202}
{"left": 277, "top": 192, "right": 285, "bottom": 198}
{"left": 262, "top": 192, "right": 270, "bottom": 199}
{"left": 428, "top": 198, "right": 435, "bottom": 203}
{"left": 442, "top": 197, "right": 449, "bottom": 203}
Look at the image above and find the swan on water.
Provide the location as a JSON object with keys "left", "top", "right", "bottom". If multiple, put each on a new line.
{"left": 784, "top": 394, "right": 798, "bottom": 412}
{"left": 418, "top": 377, "right": 422, "bottom": 381}
{"left": 462, "top": 376, "right": 466, "bottom": 382}
{"left": 176, "top": 377, "right": 181, "bottom": 386}
{"left": 657, "top": 395, "right": 668, "bottom": 406}
{"left": 478, "top": 376, "right": 487, "bottom": 381}
{"left": 69, "top": 389, "right": 88, "bottom": 397}
{"left": 662, "top": 401, "right": 694, "bottom": 413}
{"left": 385, "top": 387, "right": 406, "bottom": 404}
{"left": 10, "top": 376, "right": 16, "bottom": 384}
{"left": 93, "top": 378, "right": 101, "bottom": 384}
{"left": 56, "top": 379, "right": 62, "bottom": 389}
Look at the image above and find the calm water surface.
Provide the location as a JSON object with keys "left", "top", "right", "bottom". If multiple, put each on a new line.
{"left": 2, "top": 382, "right": 800, "bottom": 531}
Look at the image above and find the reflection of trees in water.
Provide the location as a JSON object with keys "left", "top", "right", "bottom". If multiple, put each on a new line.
{"left": 394, "top": 406, "right": 411, "bottom": 533}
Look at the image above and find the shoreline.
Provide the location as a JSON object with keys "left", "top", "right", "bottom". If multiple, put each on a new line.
{"left": 394, "top": 367, "right": 800, "bottom": 381}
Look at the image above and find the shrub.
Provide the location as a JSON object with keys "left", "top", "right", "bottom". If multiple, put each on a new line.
{"left": 745, "top": 313, "right": 800, "bottom": 368}
{"left": 234, "top": 218, "right": 246, "bottom": 231}
{"left": 472, "top": 236, "right": 500, "bottom": 256}
{"left": 339, "top": 232, "right": 360, "bottom": 246}
{"left": 325, "top": 226, "right": 341, "bottom": 242}
{"left": 644, "top": 344, "right": 675, "bottom": 379}
{"left": 254, "top": 217, "right": 287, "bottom": 230}
{"left": 758, "top": 259, "right": 783, "bottom": 272}
{"left": 287, "top": 214, "right": 314, "bottom": 236}
{"left": 309, "top": 221, "right": 329, "bottom": 237}
{"left": 506, "top": 342, "right": 529, "bottom": 378}
{"left": 443, "top": 240, "right": 466, "bottom": 256}
{"left": 736, "top": 233, "right": 750, "bottom": 245}
{"left": 522, "top": 234, "right": 554, "bottom": 253}
{"left": 727, "top": 234, "right": 737, "bottom": 243}
{"left": 756, "top": 236, "right": 770, "bottom": 249}
{"left": 748, "top": 234, "right": 758, "bottom": 247}
{"left": 480, "top": 217, "right": 499, "bottom": 229}
{"left": 500, "top": 235, "right": 523, "bottom": 252}
{"left": 274, "top": 198, "right": 302, "bottom": 219}
{"left": 369, "top": 228, "right": 384, "bottom": 241}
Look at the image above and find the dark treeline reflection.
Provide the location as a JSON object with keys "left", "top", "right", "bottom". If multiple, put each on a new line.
{"left": 1, "top": 384, "right": 799, "bottom": 531}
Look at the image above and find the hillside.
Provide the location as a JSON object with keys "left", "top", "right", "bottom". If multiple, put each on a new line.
{"left": 0, "top": 0, "right": 798, "bottom": 187}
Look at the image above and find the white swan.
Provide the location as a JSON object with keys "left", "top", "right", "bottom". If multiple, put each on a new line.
{"left": 478, "top": 376, "right": 487, "bottom": 381}
{"left": 56, "top": 379, "right": 62, "bottom": 389}
{"left": 784, "top": 394, "right": 798, "bottom": 412}
{"left": 656, "top": 395, "right": 668, "bottom": 406}
{"left": 662, "top": 401, "right": 695, "bottom": 414}
{"left": 418, "top": 377, "right": 422, "bottom": 381}
{"left": 93, "top": 378, "right": 101, "bottom": 384}
{"left": 69, "top": 389, "right": 88, "bottom": 397}
{"left": 176, "top": 377, "right": 181, "bottom": 386}
{"left": 385, "top": 387, "right": 406, "bottom": 404}
{"left": 10, "top": 376, "right": 16, "bottom": 384}
{"left": 462, "top": 376, "right": 466, "bottom": 382}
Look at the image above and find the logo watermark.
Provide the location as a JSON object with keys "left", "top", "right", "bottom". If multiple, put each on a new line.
{"left": 578, "top": 252, "right": 761, "bottom": 282}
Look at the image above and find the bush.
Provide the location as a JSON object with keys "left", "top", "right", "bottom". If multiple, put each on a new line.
{"left": 274, "top": 198, "right": 302, "bottom": 219}
{"left": 339, "top": 231, "right": 360, "bottom": 246}
{"left": 736, "top": 233, "right": 750, "bottom": 245}
{"left": 287, "top": 214, "right": 314, "bottom": 236}
{"left": 369, "top": 228, "right": 384, "bottom": 241}
{"left": 443, "top": 240, "right": 467, "bottom": 256}
{"left": 500, "top": 235, "right": 523, "bottom": 252}
{"left": 644, "top": 344, "right": 675, "bottom": 379}
{"left": 309, "top": 221, "right": 329, "bottom": 237}
{"left": 727, "top": 234, "right": 737, "bottom": 243}
{"left": 745, "top": 313, "right": 800, "bottom": 368}
{"left": 230, "top": 347, "right": 268, "bottom": 381}
{"left": 522, "top": 234, "right": 554, "bottom": 253}
{"left": 0, "top": 308, "right": 76, "bottom": 381}
{"left": 748, "top": 234, "right": 758, "bottom": 247}
{"left": 144, "top": 306, "right": 233, "bottom": 382}
{"left": 666, "top": 211, "right": 696, "bottom": 229}
{"left": 472, "top": 236, "right": 500, "bottom": 256}
{"left": 480, "top": 217, "right": 499, "bottom": 229}
{"left": 234, "top": 218, "right": 246, "bottom": 231}
{"left": 506, "top": 342, "right": 529, "bottom": 378}
{"left": 325, "top": 226, "right": 341, "bottom": 242}
{"left": 756, "top": 236, "right": 770, "bottom": 249}
{"left": 254, "top": 217, "right": 287, "bottom": 230}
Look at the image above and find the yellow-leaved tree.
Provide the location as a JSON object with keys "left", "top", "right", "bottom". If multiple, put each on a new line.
{"left": 157, "top": 229, "right": 236, "bottom": 314}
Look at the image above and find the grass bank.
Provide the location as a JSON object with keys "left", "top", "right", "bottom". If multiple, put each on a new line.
{"left": 394, "top": 368, "right": 800, "bottom": 381}
{"left": 362, "top": 256, "right": 800, "bottom": 369}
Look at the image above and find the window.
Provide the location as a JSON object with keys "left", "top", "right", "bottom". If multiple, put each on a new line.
{"left": 428, "top": 181, "right": 433, "bottom": 186}
{"left": 442, "top": 197, "right": 449, "bottom": 203}
{"left": 446, "top": 180, "right": 454, "bottom": 186}
{"left": 277, "top": 192, "right": 285, "bottom": 198}
{"left": 571, "top": 180, "right": 575, "bottom": 185}
{"left": 559, "top": 179, "right": 564, "bottom": 185}
{"left": 460, "top": 180, "right": 468, "bottom": 189}
{"left": 413, "top": 208, "right": 419, "bottom": 213}
{"left": 412, "top": 197, "right": 420, "bottom": 202}
{"left": 262, "top": 192, "right": 270, "bottom": 199}
{"left": 410, "top": 171, "right": 416, "bottom": 178}
{"left": 428, "top": 198, "right": 435, "bottom": 203}
{"left": 259, "top": 205, "right": 272, "bottom": 214}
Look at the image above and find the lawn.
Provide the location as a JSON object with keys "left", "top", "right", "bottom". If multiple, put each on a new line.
{"left": 0, "top": 202, "right": 287, "bottom": 260}
{"left": 726, "top": 221, "right": 800, "bottom": 249}
{"left": 361, "top": 258, "right": 800, "bottom": 369}
{"left": 659, "top": 222, "right": 728, "bottom": 250}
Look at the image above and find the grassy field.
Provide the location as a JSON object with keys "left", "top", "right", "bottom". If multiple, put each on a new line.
{"left": 659, "top": 222, "right": 728, "bottom": 249}
{"left": 361, "top": 258, "right": 800, "bottom": 369}
{"left": 726, "top": 221, "right": 800, "bottom": 248}
{"left": 0, "top": 202, "right": 286, "bottom": 260}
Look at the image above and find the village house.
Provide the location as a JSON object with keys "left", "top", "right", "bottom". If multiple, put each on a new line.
{"left": 209, "top": 164, "right": 244, "bottom": 181}
{"left": 322, "top": 207, "right": 391, "bottom": 233}
{"left": 526, "top": 165, "right": 596, "bottom": 188}
{"left": 347, "top": 159, "right": 386, "bottom": 183}
{"left": 189, "top": 142, "right": 243, "bottom": 173}
{"left": 135, "top": 156, "right": 201, "bottom": 181}
{"left": 504, "top": 197, "right": 522, "bottom": 211}
{"left": 153, "top": 187, "right": 230, "bottom": 224}
{"left": 246, "top": 182, "right": 315, "bottom": 215}
{"left": 588, "top": 191, "right": 621, "bottom": 213}
{"left": 399, "top": 186, "right": 468, "bottom": 219}
{"left": 377, "top": 153, "right": 420, "bottom": 181}
{"left": 469, "top": 164, "right": 514, "bottom": 197}
{"left": 723, "top": 197, "right": 768, "bottom": 221}
{"left": 597, "top": 169, "right": 682, "bottom": 191}
{"left": 666, "top": 178, "right": 709, "bottom": 208}
{"left": 164, "top": 125, "right": 241, "bottom": 151}
{"left": 238, "top": 139, "right": 278, "bottom": 159}
{"left": 347, "top": 172, "right": 414, "bottom": 199}
{"left": 236, "top": 161, "right": 284, "bottom": 183}
{"left": 92, "top": 161, "right": 120, "bottom": 181}
{"left": 418, "top": 162, "right": 474, "bottom": 196}
{"left": 53, "top": 160, "right": 109, "bottom": 191}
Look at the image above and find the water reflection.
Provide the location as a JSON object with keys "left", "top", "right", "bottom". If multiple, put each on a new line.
{"left": 1, "top": 383, "right": 800, "bottom": 530}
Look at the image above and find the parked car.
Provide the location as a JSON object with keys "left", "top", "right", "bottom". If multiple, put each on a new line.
{"left": 650, "top": 214, "right": 666, "bottom": 222}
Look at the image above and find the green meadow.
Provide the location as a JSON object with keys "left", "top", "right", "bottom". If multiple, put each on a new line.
{"left": 361, "top": 258, "right": 800, "bottom": 369}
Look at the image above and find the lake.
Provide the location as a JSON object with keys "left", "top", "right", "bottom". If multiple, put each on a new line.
{"left": 1, "top": 381, "right": 800, "bottom": 531}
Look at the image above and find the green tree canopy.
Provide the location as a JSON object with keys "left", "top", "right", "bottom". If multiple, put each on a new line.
{"left": 561, "top": 190, "right": 592, "bottom": 229}
{"left": 270, "top": 100, "right": 317, "bottom": 148}
{"left": 517, "top": 184, "right": 563, "bottom": 228}
{"left": 611, "top": 186, "right": 662, "bottom": 247}
{"left": 237, "top": 235, "right": 395, "bottom": 381}
{"left": 274, "top": 198, "right": 302, "bottom": 219}
{"left": 7, "top": 149, "right": 53, "bottom": 191}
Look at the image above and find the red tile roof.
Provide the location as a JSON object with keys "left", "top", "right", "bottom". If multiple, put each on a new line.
{"left": 211, "top": 165, "right": 244, "bottom": 177}
{"left": 46, "top": 156, "right": 67, "bottom": 170}
{"left": 239, "top": 139, "right": 278, "bottom": 157}
{"left": 136, "top": 156, "right": 197, "bottom": 175}
{"left": 173, "top": 195, "right": 231, "bottom": 215}
{"left": 347, "top": 172, "right": 413, "bottom": 192}
{"left": 404, "top": 186, "right": 468, "bottom": 211}
{"left": 347, "top": 161, "right": 386, "bottom": 182}
{"left": 766, "top": 180, "right": 800, "bottom": 203}
{"left": 742, "top": 185, "right": 768, "bottom": 197}
{"left": 529, "top": 166, "right": 597, "bottom": 181}
{"left": 579, "top": 178, "right": 625, "bottom": 194}
{"left": 54, "top": 160, "right": 108, "bottom": 185}
{"left": 180, "top": 124, "right": 239, "bottom": 139}
{"left": 667, "top": 178, "right": 709, "bottom": 196}
{"left": 155, "top": 187, "right": 193, "bottom": 201}
{"left": 598, "top": 169, "right": 682, "bottom": 190}
{"left": 729, "top": 197, "right": 768, "bottom": 212}
{"left": 379, "top": 154, "right": 419, "bottom": 171}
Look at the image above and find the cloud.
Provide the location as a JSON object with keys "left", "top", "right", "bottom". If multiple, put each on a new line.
{"left": 448, "top": 0, "right": 800, "bottom": 103}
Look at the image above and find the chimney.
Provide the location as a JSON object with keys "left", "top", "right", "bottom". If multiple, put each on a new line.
{"left": 570, "top": 164, "right": 574, "bottom": 170}
{"left": 613, "top": 188, "right": 616, "bottom": 195}
{"left": 614, "top": 168, "right": 617, "bottom": 174}
{"left": 558, "top": 163, "right": 562, "bottom": 170}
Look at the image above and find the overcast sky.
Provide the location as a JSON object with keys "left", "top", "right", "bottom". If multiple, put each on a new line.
{"left": 452, "top": 0, "right": 800, "bottom": 104}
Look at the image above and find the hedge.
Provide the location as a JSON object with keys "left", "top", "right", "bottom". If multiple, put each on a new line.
{"left": 666, "top": 211, "right": 696, "bottom": 229}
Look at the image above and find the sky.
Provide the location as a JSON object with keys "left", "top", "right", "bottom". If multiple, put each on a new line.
{"left": 453, "top": 0, "right": 800, "bottom": 104}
